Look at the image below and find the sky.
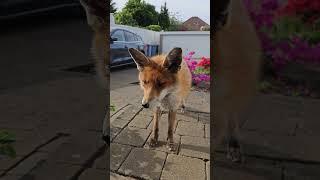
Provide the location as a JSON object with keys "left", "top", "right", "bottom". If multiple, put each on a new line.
{"left": 113, "top": 0, "right": 210, "bottom": 25}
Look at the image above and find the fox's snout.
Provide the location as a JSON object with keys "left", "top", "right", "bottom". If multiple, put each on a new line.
{"left": 141, "top": 98, "right": 150, "bottom": 108}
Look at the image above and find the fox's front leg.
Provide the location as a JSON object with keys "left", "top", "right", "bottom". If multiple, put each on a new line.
{"left": 167, "top": 110, "right": 177, "bottom": 151}
{"left": 150, "top": 107, "right": 161, "bottom": 147}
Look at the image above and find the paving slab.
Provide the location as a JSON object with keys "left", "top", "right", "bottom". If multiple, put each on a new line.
{"left": 161, "top": 154, "right": 206, "bottom": 180}
{"left": 213, "top": 151, "right": 281, "bottom": 180}
{"left": 0, "top": 156, "right": 22, "bottom": 171}
{"left": 186, "top": 91, "right": 210, "bottom": 113}
{"left": 113, "top": 127, "right": 151, "bottom": 147}
{"left": 111, "top": 104, "right": 129, "bottom": 121}
{"left": 205, "top": 124, "right": 210, "bottom": 138}
{"left": 7, "top": 152, "right": 48, "bottom": 176}
{"left": 177, "top": 110, "right": 199, "bottom": 121}
{"left": 110, "top": 86, "right": 143, "bottom": 105}
{"left": 176, "top": 113, "right": 198, "bottom": 123}
{"left": 241, "top": 131, "right": 320, "bottom": 162}
{"left": 180, "top": 136, "right": 210, "bottom": 160}
{"left": 297, "top": 99, "right": 320, "bottom": 136}
{"left": 283, "top": 162, "right": 320, "bottom": 180}
{"left": 49, "top": 142, "right": 102, "bottom": 166}
{"left": 144, "top": 134, "right": 180, "bottom": 154}
{"left": 118, "top": 148, "right": 167, "bottom": 180}
{"left": 93, "top": 148, "right": 108, "bottom": 170}
{"left": 243, "top": 95, "right": 302, "bottom": 135}
{"left": 213, "top": 152, "right": 281, "bottom": 179}
{"left": 116, "top": 105, "right": 142, "bottom": 122}
{"left": 175, "top": 121, "right": 205, "bottom": 137}
{"left": 147, "top": 114, "right": 179, "bottom": 134}
{"left": 110, "top": 143, "right": 132, "bottom": 171}
{"left": 110, "top": 172, "right": 137, "bottom": 180}
{"left": 128, "top": 114, "right": 153, "bottom": 129}
{"left": 20, "top": 161, "right": 82, "bottom": 180}
{"left": 1, "top": 174, "right": 23, "bottom": 180}
{"left": 111, "top": 118, "right": 131, "bottom": 129}
{"left": 212, "top": 166, "right": 279, "bottom": 180}
{"left": 12, "top": 140, "right": 39, "bottom": 156}
{"left": 137, "top": 108, "right": 154, "bottom": 117}
{"left": 78, "top": 168, "right": 107, "bottom": 180}
{"left": 111, "top": 126, "right": 122, "bottom": 141}
{"left": 38, "top": 136, "right": 71, "bottom": 153}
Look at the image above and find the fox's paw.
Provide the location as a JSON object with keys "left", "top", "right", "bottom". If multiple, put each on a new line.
{"left": 227, "top": 139, "right": 244, "bottom": 163}
{"left": 166, "top": 141, "right": 176, "bottom": 151}
{"left": 180, "top": 105, "right": 186, "bottom": 114}
{"left": 149, "top": 138, "right": 158, "bottom": 147}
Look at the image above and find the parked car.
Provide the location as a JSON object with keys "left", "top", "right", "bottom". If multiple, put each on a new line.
{"left": 110, "top": 27, "right": 145, "bottom": 67}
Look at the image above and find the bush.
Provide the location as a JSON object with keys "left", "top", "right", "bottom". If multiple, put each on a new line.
{"left": 183, "top": 51, "right": 210, "bottom": 87}
{"left": 244, "top": 0, "right": 320, "bottom": 73}
{"left": 146, "top": 25, "right": 162, "bottom": 31}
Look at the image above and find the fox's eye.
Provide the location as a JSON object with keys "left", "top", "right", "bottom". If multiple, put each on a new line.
{"left": 143, "top": 80, "right": 148, "bottom": 84}
{"left": 157, "top": 80, "right": 165, "bottom": 87}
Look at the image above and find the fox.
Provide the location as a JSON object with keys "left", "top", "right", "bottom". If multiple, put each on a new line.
{"left": 79, "top": 0, "right": 109, "bottom": 142}
{"left": 128, "top": 47, "right": 192, "bottom": 151}
{"left": 213, "top": 0, "right": 262, "bottom": 162}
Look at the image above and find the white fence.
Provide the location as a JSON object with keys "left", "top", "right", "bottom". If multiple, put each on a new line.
{"left": 160, "top": 31, "right": 210, "bottom": 58}
{"left": 110, "top": 14, "right": 210, "bottom": 58}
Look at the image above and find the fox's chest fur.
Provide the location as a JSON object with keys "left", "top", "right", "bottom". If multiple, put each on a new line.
{"left": 147, "top": 59, "right": 192, "bottom": 111}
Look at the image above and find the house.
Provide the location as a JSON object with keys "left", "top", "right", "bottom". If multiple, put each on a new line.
{"left": 180, "top": 16, "right": 210, "bottom": 31}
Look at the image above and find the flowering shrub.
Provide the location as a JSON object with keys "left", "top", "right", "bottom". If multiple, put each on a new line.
{"left": 183, "top": 51, "right": 210, "bottom": 86}
{"left": 277, "top": 0, "right": 320, "bottom": 23}
{"left": 244, "top": 0, "right": 320, "bottom": 73}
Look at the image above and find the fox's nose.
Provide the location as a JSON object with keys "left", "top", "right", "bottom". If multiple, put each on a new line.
{"left": 142, "top": 103, "right": 149, "bottom": 108}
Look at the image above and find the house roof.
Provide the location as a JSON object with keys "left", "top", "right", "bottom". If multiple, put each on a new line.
{"left": 182, "top": 16, "right": 209, "bottom": 31}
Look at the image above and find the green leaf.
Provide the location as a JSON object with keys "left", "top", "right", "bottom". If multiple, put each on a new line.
{"left": 0, "top": 144, "right": 16, "bottom": 158}
{"left": 0, "top": 131, "right": 15, "bottom": 144}
{"left": 110, "top": 104, "right": 116, "bottom": 112}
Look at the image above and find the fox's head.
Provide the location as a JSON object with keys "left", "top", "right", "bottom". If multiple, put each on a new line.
{"left": 128, "top": 48, "right": 183, "bottom": 108}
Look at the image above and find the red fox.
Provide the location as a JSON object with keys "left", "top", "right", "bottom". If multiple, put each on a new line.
{"left": 213, "top": 0, "right": 262, "bottom": 162}
{"left": 128, "top": 48, "right": 192, "bottom": 151}
{"left": 79, "top": 0, "right": 109, "bottom": 142}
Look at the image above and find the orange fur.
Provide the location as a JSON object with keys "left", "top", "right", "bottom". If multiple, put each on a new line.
{"left": 138, "top": 54, "right": 191, "bottom": 105}
{"left": 129, "top": 48, "right": 192, "bottom": 150}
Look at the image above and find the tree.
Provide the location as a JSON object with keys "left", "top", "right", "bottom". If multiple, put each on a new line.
{"left": 110, "top": 0, "right": 117, "bottom": 13}
{"left": 159, "top": 2, "right": 170, "bottom": 30}
{"left": 115, "top": 0, "right": 159, "bottom": 27}
{"left": 168, "top": 13, "right": 183, "bottom": 31}
{"left": 146, "top": 25, "right": 162, "bottom": 31}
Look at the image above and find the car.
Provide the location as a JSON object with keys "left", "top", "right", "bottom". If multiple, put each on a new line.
{"left": 110, "top": 27, "right": 146, "bottom": 67}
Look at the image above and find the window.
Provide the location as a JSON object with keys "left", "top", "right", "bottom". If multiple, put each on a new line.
{"left": 135, "top": 35, "right": 143, "bottom": 42}
{"left": 124, "top": 31, "right": 136, "bottom": 42}
{"left": 111, "top": 30, "right": 124, "bottom": 41}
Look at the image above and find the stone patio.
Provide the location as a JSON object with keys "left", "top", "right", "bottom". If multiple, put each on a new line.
{"left": 109, "top": 85, "right": 210, "bottom": 180}
{"left": 109, "top": 86, "right": 320, "bottom": 180}
{"left": 1, "top": 83, "right": 320, "bottom": 179}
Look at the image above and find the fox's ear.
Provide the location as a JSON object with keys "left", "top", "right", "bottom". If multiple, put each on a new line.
{"left": 163, "top": 47, "right": 182, "bottom": 73}
{"left": 128, "top": 48, "right": 150, "bottom": 71}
